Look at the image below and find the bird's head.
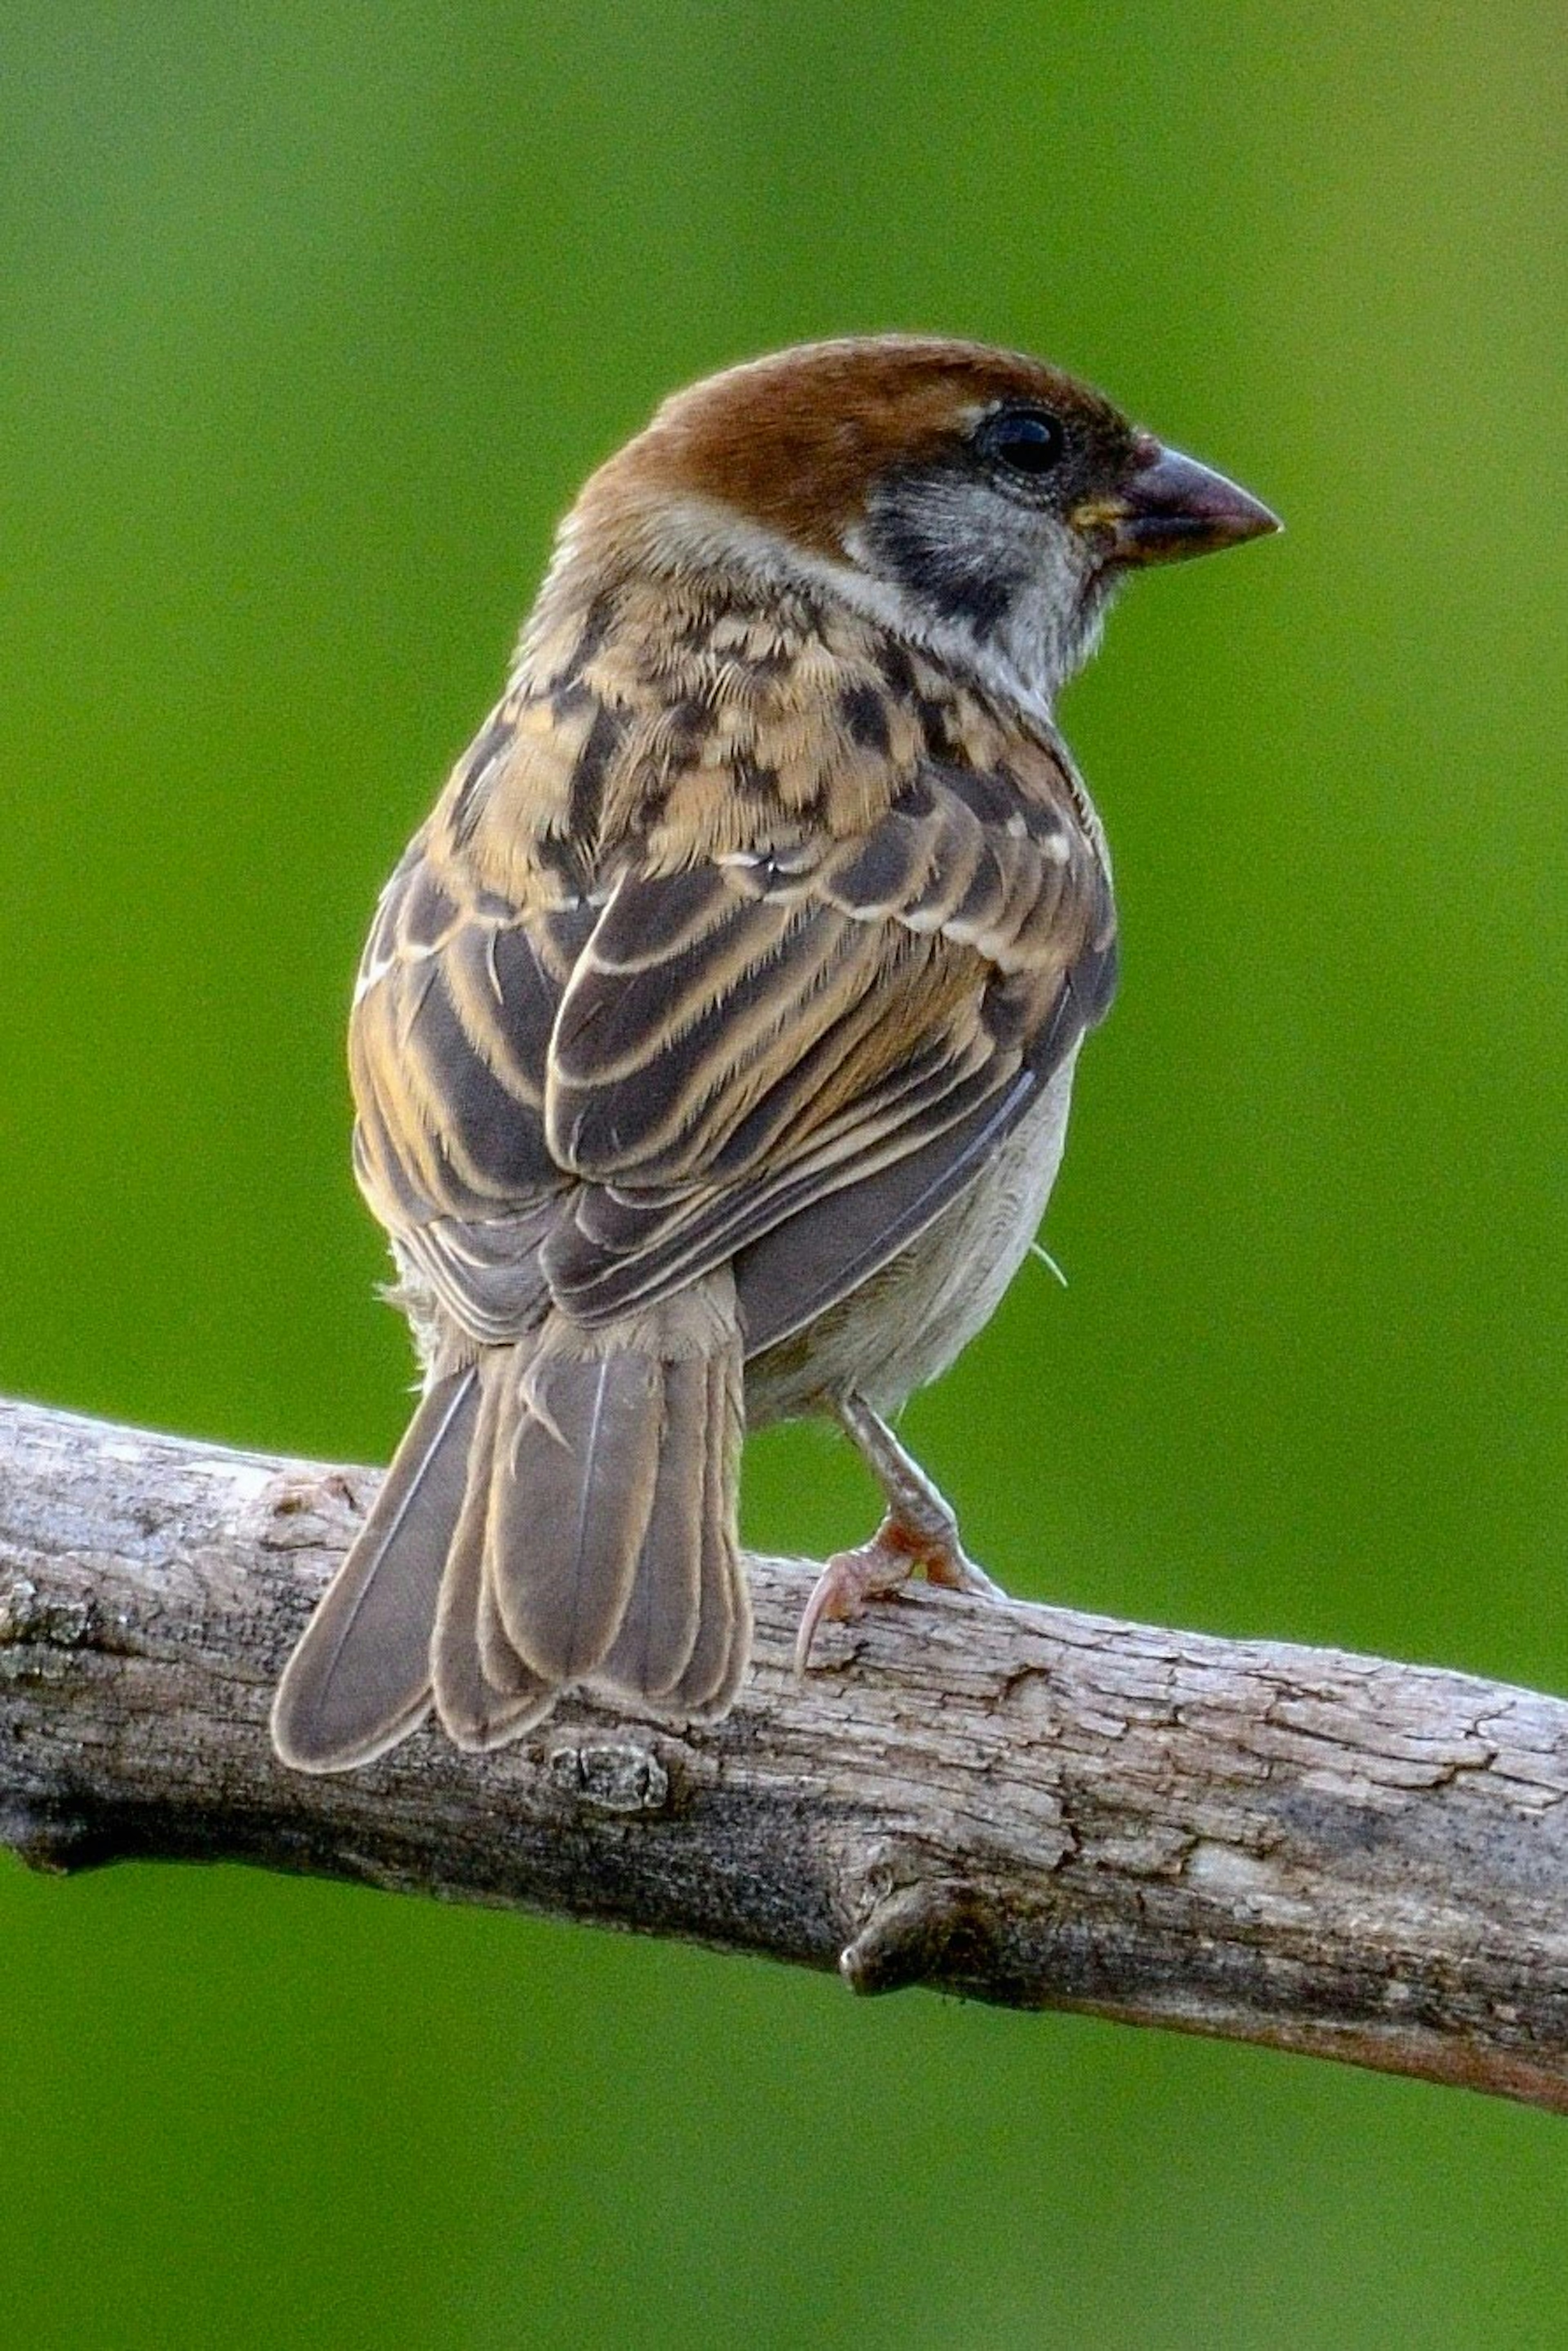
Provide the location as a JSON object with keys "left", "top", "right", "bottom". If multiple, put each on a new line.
{"left": 560, "top": 335, "right": 1279, "bottom": 707}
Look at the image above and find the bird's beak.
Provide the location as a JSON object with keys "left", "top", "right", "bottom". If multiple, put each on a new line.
{"left": 1081, "top": 445, "right": 1281, "bottom": 567}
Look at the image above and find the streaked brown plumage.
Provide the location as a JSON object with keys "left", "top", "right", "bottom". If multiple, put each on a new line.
{"left": 271, "top": 334, "right": 1277, "bottom": 1772}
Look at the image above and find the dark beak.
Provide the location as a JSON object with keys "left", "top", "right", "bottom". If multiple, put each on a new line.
{"left": 1102, "top": 444, "right": 1281, "bottom": 566}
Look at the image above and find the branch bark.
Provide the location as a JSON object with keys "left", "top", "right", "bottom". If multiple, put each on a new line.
{"left": 2, "top": 1394, "right": 1566, "bottom": 2112}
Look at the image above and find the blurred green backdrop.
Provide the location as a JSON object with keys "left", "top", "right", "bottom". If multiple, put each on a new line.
{"left": 4, "top": 1, "right": 1568, "bottom": 2343}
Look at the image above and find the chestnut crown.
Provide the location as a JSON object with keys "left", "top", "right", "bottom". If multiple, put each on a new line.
{"left": 564, "top": 336, "right": 1278, "bottom": 702}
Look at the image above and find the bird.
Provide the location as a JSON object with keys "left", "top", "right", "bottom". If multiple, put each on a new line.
{"left": 270, "top": 334, "right": 1278, "bottom": 1773}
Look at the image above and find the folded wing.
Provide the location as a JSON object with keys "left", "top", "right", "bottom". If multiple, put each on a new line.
{"left": 350, "top": 695, "right": 1116, "bottom": 1359}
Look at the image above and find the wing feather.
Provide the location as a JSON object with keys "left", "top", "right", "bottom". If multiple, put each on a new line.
{"left": 346, "top": 619, "right": 1116, "bottom": 1355}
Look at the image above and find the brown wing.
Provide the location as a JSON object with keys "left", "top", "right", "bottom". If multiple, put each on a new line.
{"left": 539, "top": 755, "right": 1115, "bottom": 1349}
{"left": 348, "top": 606, "right": 1116, "bottom": 1358}
{"left": 347, "top": 826, "right": 586, "bottom": 1340}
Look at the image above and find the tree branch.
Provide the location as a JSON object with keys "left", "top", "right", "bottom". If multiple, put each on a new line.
{"left": 3, "top": 1394, "right": 1566, "bottom": 2112}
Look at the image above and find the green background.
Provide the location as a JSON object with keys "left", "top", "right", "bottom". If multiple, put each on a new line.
{"left": 4, "top": 2, "right": 1567, "bottom": 2342}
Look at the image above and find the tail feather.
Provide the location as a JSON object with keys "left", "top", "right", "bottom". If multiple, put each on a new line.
{"left": 431, "top": 1362, "right": 554, "bottom": 1750}
{"left": 270, "top": 1366, "right": 477, "bottom": 1772}
{"left": 593, "top": 1354, "right": 707, "bottom": 1700}
{"left": 664, "top": 1350, "right": 749, "bottom": 1718}
{"left": 477, "top": 1554, "right": 538, "bottom": 1699}
{"left": 487, "top": 1345, "right": 664, "bottom": 1684}
{"left": 270, "top": 1276, "right": 751, "bottom": 1776}
{"left": 479, "top": 1276, "right": 746, "bottom": 1712}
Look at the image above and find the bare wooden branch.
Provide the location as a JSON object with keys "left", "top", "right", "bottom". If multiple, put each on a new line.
{"left": 3, "top": 1394, "right": 1566, "bottom": 2112}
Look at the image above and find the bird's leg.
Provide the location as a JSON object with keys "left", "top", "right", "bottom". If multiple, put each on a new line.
{"left": 793, "top": 1394, "right": 1007, "bottom": 1674}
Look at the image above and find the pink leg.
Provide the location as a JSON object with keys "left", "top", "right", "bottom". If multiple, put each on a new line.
{"left": 794, "top": 1395, "right": 1007, "bottom": 1674}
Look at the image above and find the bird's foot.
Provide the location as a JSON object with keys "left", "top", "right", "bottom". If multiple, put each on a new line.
{"left": 793, "top": 1512, "right": 1003, "bottom": 1675}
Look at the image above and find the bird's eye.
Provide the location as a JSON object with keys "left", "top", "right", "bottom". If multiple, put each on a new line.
{"left": 978, "top": 406, "right": 1067, "bottom": 477}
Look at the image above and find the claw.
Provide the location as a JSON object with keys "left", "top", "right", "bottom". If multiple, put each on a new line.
{"left": 793, "top": 1513, "right": 1007, "bottom": 1675}
{"left": 794, "top": 1526, "right": 913, "bottom": 1674}
{"left": 940, "top": 1551, "right": 1006, "bottom": 1601}
{"left": 794, "top": 1391, "right": 1012, "bottom": 1679}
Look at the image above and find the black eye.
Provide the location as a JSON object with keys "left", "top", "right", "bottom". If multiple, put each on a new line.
{"left": 978, "top": 406, "right": 1067, "bottom": 477}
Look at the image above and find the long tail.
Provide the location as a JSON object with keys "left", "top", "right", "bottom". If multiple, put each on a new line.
{"left": 270, "top": 1365, "right": 479, "bottom": 1772}
{"left": 270, "top": 1273, "right": 748, "bottom": 1772}
{"left": 451, "top": 1271, "right": 749, "bottom": 1745}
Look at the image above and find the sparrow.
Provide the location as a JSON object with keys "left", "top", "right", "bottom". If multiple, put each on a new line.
{"left": 271, "top": 334, "right": 1277, "bottom": 1773}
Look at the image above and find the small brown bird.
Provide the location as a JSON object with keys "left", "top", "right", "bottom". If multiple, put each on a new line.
{"left": 272, "top": 334, "right": 1277, "bottom": 1772}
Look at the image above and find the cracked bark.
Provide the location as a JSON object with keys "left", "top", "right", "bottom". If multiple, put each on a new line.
{"left": 3, "top": 1394, "right": 1567, "bottom": 2113}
